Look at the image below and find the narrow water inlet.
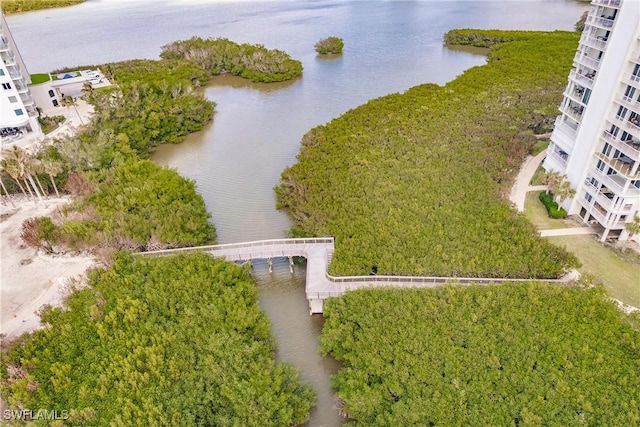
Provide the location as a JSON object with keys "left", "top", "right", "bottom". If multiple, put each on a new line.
{"left": 251, "top": 258, "right": 344, "bottom": 426}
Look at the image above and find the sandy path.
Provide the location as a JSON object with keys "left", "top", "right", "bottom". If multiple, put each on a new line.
{"left": 0, "top": 196, "right": 96, "bottom": 340}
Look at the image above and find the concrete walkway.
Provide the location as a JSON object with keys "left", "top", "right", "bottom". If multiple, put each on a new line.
{"left": 508, "top": 150, "right": 600, "bottom": 237}
{"left": 539, "top": 228, "right": 598, "bottom": 237}
{"left": 509, "top": 150, "right": 548, "bottom": 212}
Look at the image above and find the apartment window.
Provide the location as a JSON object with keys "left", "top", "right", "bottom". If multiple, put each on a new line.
{"left": 14, "top": 109, "right": 23, "bottom": 116}
{"left": 582, "top": 88, "right": 591, "bottom": 104}
{"left": 597, "top": 160, "right": 605, "bottom": 171}
{"left": 0, "top": 69, "right": 4, "bottom": 76}
{"left": 602, "top": 143, "right": 612, "bottom": 156}
{"left": 624, "top": 85, "right": 636, "bottom": 98}
{"left": 48, "top": 89, "right": 55, "bottom": 97}
{"left": 633, "top": 64, "right": 640, "bottom": 78}
{"left": 52, "top": 99, "right": 59, "bottom": 107}
{"left": 616, "top": 105, "right": 628, "bottom": 120}
{"left": 610, "top": 125, "right": 619, "bottom": 137}
{"left": 2, "top": 82, "right": 11, "bottom": 90}
{"left": 584, "top": 193, "right": 593, "bottom": 203}
{"left": 8, "top": 95, "right": 17, "bottom": 103}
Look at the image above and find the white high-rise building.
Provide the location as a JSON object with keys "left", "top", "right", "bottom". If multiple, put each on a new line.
{"left": 543, "top": 0, "right": 640, "bottom": 242}
{"left": 0, "top": 10, "right": 41, "bottom": 143}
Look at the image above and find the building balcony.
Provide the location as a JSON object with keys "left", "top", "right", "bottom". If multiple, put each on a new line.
{"left": 582, "top": 185, "right": 633, "bottom": 215}
{"left": 14, "top": 82, "right": 29, "bottom": 93}
{"left": 595, "top": 152, "right": 639, "bottom": 179}
{"left": 586, "top": 15, "right": 616, "bottom": 30}
{"left": 552, "top": 116, "right": 578, "bottom": 151}
{"left": 584, "top": 201, "right": 626, "bottom": 230}
{"left": 591, "top": 0, "right": 621, "bottom": 8}
{"left": 590, "top": 167, "right": 640, "bottom": 196}
{"left": 560, "top": 104, "right": 584, "bottom": 123}
{"left": 580, "top": 35, "right": 608, "bottom": 52}
{"left": 1, "top": 51, "right": 16, "bottom": 67}
{"left": 573, "top": 52, "right": 601, "bottom": 71}
{"left": 26, "top": 105, "right": 38, "bottom": 117}
{"left": 614, "top": 116, "right": 640, "bottom": 140}
{"left": 624, "top": 73, "right": 640, "bottom": 91}
{"left": 616, "top": 92, "right": 640, "bottom": 111}
{"left": 19, "top": 92, "right": 34, "bottom": 106}
{"left": 545, "top": 148, "right": 569, "bottom": 170}
{"left": 601, "top": 130, "right": 640, "bottom": 162}
{"left": 569, "top": 70, "right": 595, "bottom": 89}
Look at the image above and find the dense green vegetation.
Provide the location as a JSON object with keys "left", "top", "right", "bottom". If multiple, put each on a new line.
{"left": 539, "top": 191, "right": 568, "bottom": 219}
{"left": 320, "top": 284, "right": 640, "bottom": 426}
{"left": 1, "top": 0, "right": 83, "bottom": 14}
{"left": 1, "top": 253, "right": 316, "bottom": 426}
{"left": 276, "top": 30, "right": 580, "bottom": 278}
{"left": 161, "top": 37, "right": 303, "bottom": 83}
{"left": 22, "top": 160, "right": 215, "bottom": 252}
{"left": 315, "top": 37, "right": 344, "bottom": 55}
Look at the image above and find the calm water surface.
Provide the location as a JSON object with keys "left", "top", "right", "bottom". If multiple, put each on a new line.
{"left": 8, "top": 2, "right": 587, "bottom": 425}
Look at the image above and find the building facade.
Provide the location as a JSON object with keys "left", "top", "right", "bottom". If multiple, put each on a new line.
{"left": 0, "top": 10, "right": 41, "bottom": 144}
{"left": 543, "top": 0, "right": 640, "bottom": 242}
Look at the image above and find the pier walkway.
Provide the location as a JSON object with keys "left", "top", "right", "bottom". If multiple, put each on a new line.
{"left": 140, "top": 238, "right": 571, "bottom": 313}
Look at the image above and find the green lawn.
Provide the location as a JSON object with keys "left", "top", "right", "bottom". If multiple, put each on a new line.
{"left": 524, "top": 191, "right": 573, "bottom": 230}
{"left": 530, "top": 165, "right": 547, "bottom": 186}
{"left": 547, "top": 235, "right": 640, "bottom": 308}
{"left": 529, "top": 140, "right": 549, "bottom": 156}
{"left": 30, "top": 73, "right": 51, "bottom": 85}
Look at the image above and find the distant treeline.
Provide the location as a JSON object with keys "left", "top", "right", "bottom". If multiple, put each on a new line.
{"left": 2, "top": 0, "right": 84, "bottom": 14}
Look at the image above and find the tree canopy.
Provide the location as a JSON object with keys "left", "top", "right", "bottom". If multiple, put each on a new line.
{"left": 28, "top": 160, "right": 216, "bottom": 252}
{"left": 315, "top": 37, "right": 344, "bottom": 55}
{"left": 1, "top": 253, "right": 316, "bottom": 426}
{"left": 161, "top": 37, "right": 303, "bottom": 83}
{"left": 320, "top": 283, "right": 640, "bottom": 426}
{"left": 276, "top": 30, "right": 581, "bottom": 278}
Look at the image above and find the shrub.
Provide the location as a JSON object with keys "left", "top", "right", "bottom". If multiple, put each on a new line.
{"left": 320, "top": 284, "right": 640, "bottom": 425}
{"left": 1, "top": 253, "right": 316, "bottom": 425}
{"left": 315, "top": 37, "right": 344, "bottom": 55}
{"left": 38, "top": 114, "right": 65, "bottom": 134}
{"left": 539, "top": 191, "right": 568, "bottom": 219}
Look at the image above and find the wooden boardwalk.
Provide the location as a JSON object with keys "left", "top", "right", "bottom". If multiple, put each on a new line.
{"left": 140, "top": 238, "right": 571, "bottom": 313}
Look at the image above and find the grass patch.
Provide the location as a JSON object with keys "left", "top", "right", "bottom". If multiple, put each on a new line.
{"left": 530, "top": 164, "right": 547, "bottom": 186}
{"left": 547, "top": 234, "right": 640, "bottom": 307}
{"left": 30, "top": 73, "right": 51, "bottom": 85}
{"left": 529, "top": 139, "right": 549, "bottom": 156}
{"left": 524, "top": 191, "right": 573, "bottom": 230}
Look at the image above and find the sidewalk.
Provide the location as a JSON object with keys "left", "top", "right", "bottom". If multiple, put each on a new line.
{"left": 509, "top": 150, "right": 599, "bottom": 237}
{"left": 509, "top": 150, "right": 547, "bottom": 212}
{"left": 539, "top": 228, "right": 597, "bottom": 237}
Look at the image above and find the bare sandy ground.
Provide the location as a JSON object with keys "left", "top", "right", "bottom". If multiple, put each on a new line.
{"left": 0, "top": 196, "right": 96, "bottom": 341}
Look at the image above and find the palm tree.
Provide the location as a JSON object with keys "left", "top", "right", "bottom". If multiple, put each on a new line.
{"left": 544, "top": 171, "right": 575, "bottom": 204}
{"left": 27, "top": 157, "right": 48, "bottom": 199}
{"left": 42, "top": 158, "right": 63, "bottom": 197}
{"left": 623, "top": 215, "right": 640, "bottom": 252}
{"left": 1, "top": 157, "right": 29, "bottom": 198}
{"left": 0, "top": 174, "right": 16, "bottom": 207}
{"left": 543, "top": 170, "right": 562, "bottom": 195}
{"left": 554, "top": 179, "right": 576, "bottom": 204}
{"left": 2, "top": 146, "right": 45, "bottom": 205}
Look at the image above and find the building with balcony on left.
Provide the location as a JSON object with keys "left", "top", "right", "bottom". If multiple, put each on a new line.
{"left": 0, "top": 10, "right": 41, "bottom": 145}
